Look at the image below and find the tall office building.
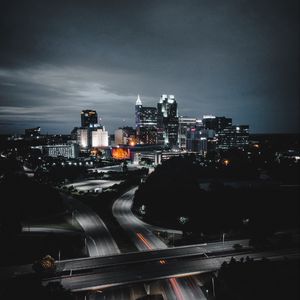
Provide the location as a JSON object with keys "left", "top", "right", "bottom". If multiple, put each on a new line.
{"left": 201, "top": 115, "right": 233, "bottom": 152}
{"left": 77, "top": 110, "right": 108, "bottom": 149}
{"left": 135, "top": 95, "right": 142, "bottom": 129}
{"left": 81, "top": 110, "right": 98, "bottom": 128}
{"left": 77, "top": 128, "right": 89, "bottom": 148}
{"left": 91, "top": 127, "right": 108, "bottom": 147}
{"left": 202, "top": 116, "right": 232, "bottom": 133}
{"left": 70, "top": 127, "right": 78, "bottom": 141}
{"left": 115, "top": 127, "right": 136, "bottom": 146}
{"left": 217, "top": 125, "right": 249, "bottom": 150}
{"left": 186, "top": 121, "right": 208, "bottom": 154}
{"left": 77, "top": 126, "right": 108, "bottom": 148}
{"left": 115, "top": 129, "right": 127, "bottom": 145}
{"left": 201, "top": 115, "right": 250, "bottom": 152}
{"left": 135, "top": 95, "right": 157, "bottom": 144}
{"left": 178, "top": 117, "right": 201, "bottom": 149}
{"left": 157, "top": 94, "right": 179, "bottom": 147}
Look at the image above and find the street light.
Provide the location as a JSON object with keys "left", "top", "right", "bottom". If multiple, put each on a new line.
{"left": 212, "top": 276, "right": 216, "bottom": 297}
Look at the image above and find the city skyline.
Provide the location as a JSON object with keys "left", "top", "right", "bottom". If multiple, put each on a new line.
{"left": 0, "top": 92, "right": 297, "bottom": 136}
{"left": 0, "top": 2, "right": 299, "bottom": 299}
{"left": 0, "top": 0, "right": 299, "bottom": 134}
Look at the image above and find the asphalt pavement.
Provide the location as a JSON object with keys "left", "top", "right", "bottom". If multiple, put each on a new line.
{"left": 43, "top": 248, "right": 300, "bottom": 292}
{"left": 65, "top": 179, "right": 122, "bottom": 192}
{"left": 112, "top": 188, "right": 207, "bottom": 300}
{"left": 64, "top": 194, "right": 120, "bottom": 257}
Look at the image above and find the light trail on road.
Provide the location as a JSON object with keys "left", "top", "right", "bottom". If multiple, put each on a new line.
{"left": 136, "top": 231, "right": 187, "bottom": 300}
{"left": 113, "top": 188, "right": 207, "bottom": 299}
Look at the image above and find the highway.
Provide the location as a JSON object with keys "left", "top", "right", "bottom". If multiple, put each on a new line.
{"left": 89, "top": 164, "right": 140, "bottom": 174}
{"left": 63, "top": 194, "right": 141, "bottom": 299}
{"left": 43, "top": 248, "right": 300, "bottom": 292}
{"left": 65, "top": 179, "right": 122, "bottom": 193}
{"left": 5, "top": 187, "right": 299, "bottom": 299}
{"left": 87, "top": 284, "right": 146, "bottom": 300}
{"left": 113, "top": 188, "right": 182, "bottom": 236}
{"left": 0, "top": 239, "right": 251, "bottom": 280}
{"left": 55, "top": 239, "right": 251, "bottom": 273}
{"left": 64, "top": 194, "right": 120, "bottom": 257}
{"left": 0, "top": 239, "right": 252, "bottom": 279}
{"left": 21, "top": 226, "right": 78, "bottom": 234}
{"left": 112, "top": 188, "right": 168, "bottom": 250}
{"left": 112, "top": 188, "right": 207, "bottom": 299}
{"left": 0, "top": 193, "right": 120, "bottom": 281}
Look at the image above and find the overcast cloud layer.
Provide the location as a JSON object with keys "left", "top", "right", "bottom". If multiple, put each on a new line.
{"left": 0, "top": 0, "right": 299, "bottom": 134}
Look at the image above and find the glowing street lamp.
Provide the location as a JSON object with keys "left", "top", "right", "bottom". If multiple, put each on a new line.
{"left": 223, "top": 159, "right": 230, "bottom": 166}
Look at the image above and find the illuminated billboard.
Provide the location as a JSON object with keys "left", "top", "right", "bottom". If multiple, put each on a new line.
{"left": 111, "top": 147, "right": 131, "bottom": 160}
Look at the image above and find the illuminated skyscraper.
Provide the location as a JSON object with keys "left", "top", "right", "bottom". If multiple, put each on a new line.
{"left": 186, "top": 126, "right": 208, "bottom": 154}
{"left": 115, "top": 129, "right": 127, "bottom": 145}
{"left": 178, "top": 117, "right": 200, "bottom": 149}
{"left": 217, "top": 125, "right": 249, "bottom": 150}
{"left": 135, "top": 95, "right": 142, "bottom": 129}
{"left": 77, "top": 128, "right": 89, "bottom": 148}
{"left": 202, "top": 116, "right": 232, "bottom": 133}
{"left": 115, "top": 127, "right": 136, "bottom": 146}
{"left": 157, "top": 95, "right": 179, "bottom": 147}
{"left": 77, "top": 110, "right": 108, "bottom": 148}
{"left": 81, "top": 110, "right": 98, "bottom": 128}
{"left": 91, "top": 127, "right": 109, "bottom": 147}
{"left": 135, "top": 95, "right": 157, "bottom": 144}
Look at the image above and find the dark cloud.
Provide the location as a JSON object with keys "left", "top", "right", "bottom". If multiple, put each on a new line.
{"left": 0, "top": 0, "right": 299, "bottom": 134}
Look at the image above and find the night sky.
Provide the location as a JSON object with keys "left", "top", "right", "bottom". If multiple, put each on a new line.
{"left": 0, "top": 0, "right": 299, "bottom": 134}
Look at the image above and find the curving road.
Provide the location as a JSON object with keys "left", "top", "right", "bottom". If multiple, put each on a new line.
{"left": 64, "top": 194, "right": 120, "bottom": 257}
{"left": 63, "top": 194, "right": 149, "bottom": 300}
{"left": 112, "top": 188, "right": 207, "bottom": 300}
{"left": 88, "top": 284, "right": 146, "bottom": 300}
{"left": 89, "top": 164, "right": 141, "bottom": 174}
{"left": 112, "top": 188, "right": 167, "bottom": 250}
{"left": 65, "top": 179, "right": 122, "bottom": 193}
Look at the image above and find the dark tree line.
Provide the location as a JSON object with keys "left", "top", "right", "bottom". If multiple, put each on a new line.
{"left": 35, "top": 165, "right": 88, "bottom": 184}
{"left": 215, "top": 258, "right": 300, "bottom": 300}
{"left": 133, "top": 157, "right": 300, "bottom": 240}
{"left": 0, "top": 278, "right": 73, "bottom": 300}
{"left": 0, "top": 173, "right": 64, "bottom": 237}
